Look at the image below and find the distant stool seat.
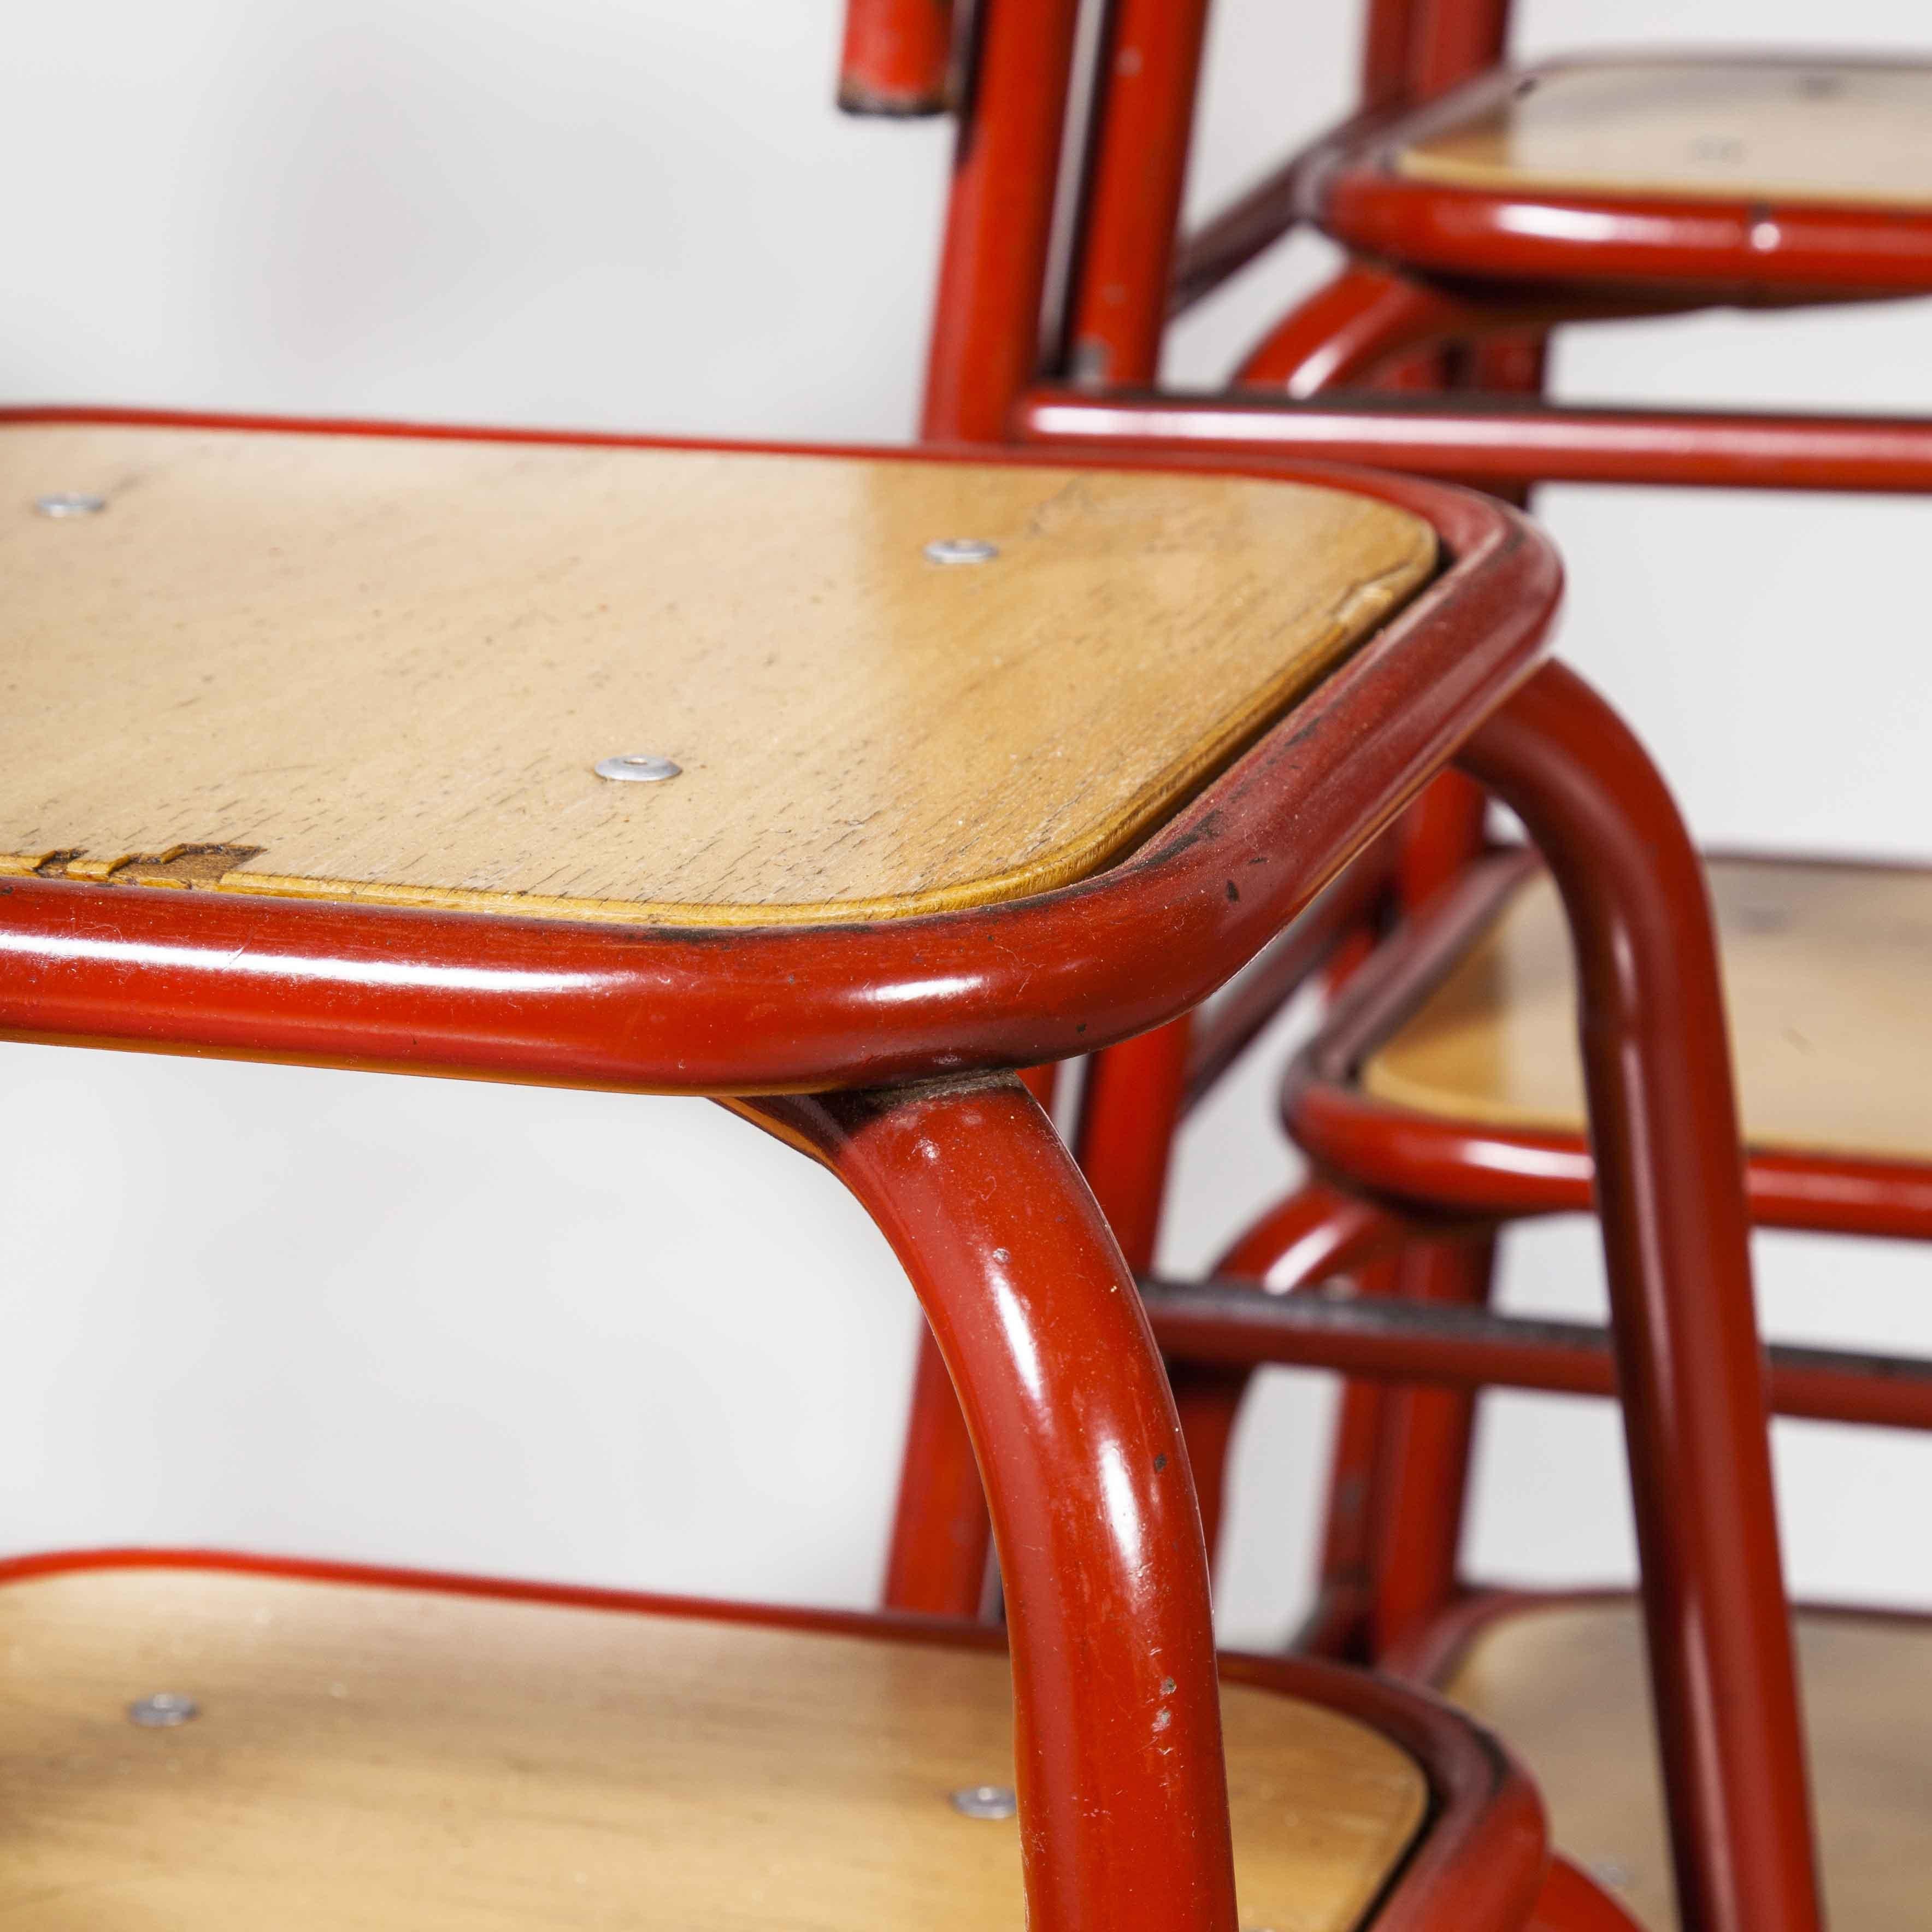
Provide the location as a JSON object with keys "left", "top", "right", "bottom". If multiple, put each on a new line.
{"left": 1396, "top": 60, "right": 1932, "bottom": 213}
{"left": 0, "top": 1557, "right": 1426, "bottom": 1931}
{"left": 0, "top": 423, "right": 1433, "bottom": 927}
{"left": 1363, "top": 857, "right": 1932, "bottom": 1164}
{"left": 1441, "top": 1597, "right": 1932, "bottom": 1932}
{"left": 1315, "top": 57, "right": 1932, "bottom": 294}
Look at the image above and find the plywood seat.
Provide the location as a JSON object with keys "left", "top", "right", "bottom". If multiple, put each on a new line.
{"left": 0, "top": 1560, "right": 1427, "bottom": 1930}
{"left": 0, "top": 422, "right": 1434, "bottom": 928}
{"left": 1396, "top": 60, "right": 1932, "bottom": 212}
{"left": 1363, "top": 857, "right": 1932, "bottom": 1164}
{"left": 1443, "top": 1597, "right": 1932, "bottom": 1932}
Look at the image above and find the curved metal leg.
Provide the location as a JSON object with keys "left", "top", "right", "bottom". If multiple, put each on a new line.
{"left": 1236, "top": 264, "right": 1472, "bottom": 397}
{"left": 734, "top": 1077, "right": 1239, "bottom": 1932}
{"left": 1168, "top": 1182, "right": 1410, "bottom": 1575}
{"left": 1459, "top": 661, "right": 1822, "bottom": 1932}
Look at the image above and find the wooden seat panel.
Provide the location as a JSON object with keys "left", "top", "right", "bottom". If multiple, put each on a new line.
{"left": 0, "top": 1563, "right": 1425, "bottom": 1931}
{"left": 1444, "top": 1599, "right": 1932, "bottom": 1932}
{"left": 1363, "top": 858, "right": 1932, "bottom": 1164}
{"left": 1398, "top": 61, "right": 1932, "bottom": 211}
{"left": 0, "top": 424, "right": 1434, "bottom": 927}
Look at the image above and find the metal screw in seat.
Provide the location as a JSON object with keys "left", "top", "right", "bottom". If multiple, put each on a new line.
{"left": 949, "top": 1783, "right": 1017, "bottom": 1819}
{"left": 128, "top": 1692, "right": 199, "bottom": 1728}
{"left": 594, "top": 753, "right": 682, "bottom": 784}
{"left": 923, "top": 538, "right": 998, "bottom": 566}
{"left": 34, "top": 493, "right": 106, "bottom": 519}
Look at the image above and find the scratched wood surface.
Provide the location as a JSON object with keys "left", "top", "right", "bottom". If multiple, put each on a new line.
{"left": 1364, "top": 858, "right": 1932, "bottom": 1162}
{"left": 0, "top": 1565, "right": 1426, "bottom": 1930}
{"left": 1446, "top": 1600, "right": 1932, "bottom": 1932}
{"left": 1399, "top": 61, "right": 1932, "bottom": 210}
{"left": 0, "top": 425, "right": 1434, "bottom": 926}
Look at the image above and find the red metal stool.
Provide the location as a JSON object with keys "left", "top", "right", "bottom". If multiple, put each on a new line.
{"left": 0, "top": 408, "right": 1663, "bottom": 1928}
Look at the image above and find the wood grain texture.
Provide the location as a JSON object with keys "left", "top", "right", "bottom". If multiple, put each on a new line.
{"left": 0, "top": 1566, "right": 1426, "bottom": 1930}
{"left": 1363, "top": 858, "right": 1932, "bottom": 1162}
{"left": 0, "top": 425, "right": 1433, "bottom": 926}
{"left": 1399, "top": 61, "right": 1932, "bottom": 210}
{"left": 1444, "top": 1600, "right": 1932, "bottom": 1932}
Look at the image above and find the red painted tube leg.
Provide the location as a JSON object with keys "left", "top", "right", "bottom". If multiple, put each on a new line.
{"left": 883, "top": 1054, "right": 1060, "bottom": 1616}
{"left": 1460, "top": 662, "right": 1822, "bottom": 1932}
{"left": 1075, "top": 1016, "right": 1192, "bottom": 1274}
{"left": 1365, "top": 1234, "right": 1498, "bottom": 1657}
{"left": 921, "top": 0, "right": 1083, "bottom": 441}
{"left": 1171, "top": 1183, "right": 1410, "bottom": 1575}
{"left": 837, "top": 0, "right": 955, "bottom": 115}
{"left": 1062, "top": 0, "right": 1212, "bottom": 387}
{"left": 1237, "top": 264, "right": 1475, "bottom": 398}
{"left": 882, "top": 1329, "right": 991, "bottom": 1615}
{"left": 738, "top": 1079, "right": 1239, "bottom": 1932}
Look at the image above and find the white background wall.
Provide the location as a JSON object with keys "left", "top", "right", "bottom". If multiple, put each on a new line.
{"left": 3, "top": 0, "right": 1929, "bottom": 1647}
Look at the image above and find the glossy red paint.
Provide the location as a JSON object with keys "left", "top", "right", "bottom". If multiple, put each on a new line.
{"left": 1020, "top": 387, "right": 1932, "bottom": 494}
{"left": 837, "top": 0, "right": 954, "bottom": 115}
{"left": 1235, "top": 264, "right": 1480, "bottom": 397}
{"left": 1528, "top": 1858, "right": 1647, "bottom": 1932}
{"left": 737, "top": 1079, "right": 1239, "bottom": 1932}
{"left": 1075, "top": 1018, "right": 1192, "bottom": 1274}
{"left": 1461, "top": 664, "right": 1821, "bottom": 1932}
{"left": 1168, "top": 111, "right": 1394, "bottom": 319}
{"left": 1365, "top": 1236, "right": 1498, "bottom": 1657}
{"left": 1062, "top": 0, "right": 1211, "bottom": 387}
{"left": 882, "top": 1329, "right": 992, "bottom": 1617}
{"left": 1173, "top": 1182, "right": 1413, "bottom": 1570}
{"left": 920, "top": 0, "right": 1083, "bottom": 440}
{"left": 1405, "top": 0, "right": 1513, "bottom": 102}
{"left": 1181, "top": 841, "right": 1395, "bottom": 1112}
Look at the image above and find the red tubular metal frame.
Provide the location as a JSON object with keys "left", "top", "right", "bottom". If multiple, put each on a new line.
{"left": 836, "top": 0, "right": 956, "bottom": 116}
{"left": 1454, "top": 666, "right": 1819, "bottom": 1932}
{"left": 741, "top": 1080, "right": 1241, "bottom": 1932}
{"left": 1018, "top": 388, "right": 1932, "bottom": 493}
{"left": 919, "top": 0, "right": 1084, "bottom": 441}
{"left": 1059, "top": 0, "right": 1212, "bottom": 388}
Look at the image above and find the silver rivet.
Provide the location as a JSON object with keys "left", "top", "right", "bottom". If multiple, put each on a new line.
{"left": 924, "top": 538, "right": 999, "bottom": 566}
{"left": 594, "top": 753, "right": 682, "bottom": 784}
{"left": 35, "top": 493, "right": 106, "bottom": 519}
{"left": 950, "top": 1783, "right": 1017, "bottom": 1819}
{"left": 128, "top": 1692, "right": 198, "bottom": 1728}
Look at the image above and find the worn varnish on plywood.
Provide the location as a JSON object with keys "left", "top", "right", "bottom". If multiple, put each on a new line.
{"left": 1398, "top": 61, "right": 1932, "bottom": 210}
{"left": 0, "top": 426, "right": 1434, "bottom": 926}
{"left": 1363, "top": 858, "right": 1932, "bottom": 1162}
{"left": 1445, "top": 1600, "right": 1932, "bottom": 1932}
{"left": 0, "top": 1565, "right": 1427, "bottom": 1931}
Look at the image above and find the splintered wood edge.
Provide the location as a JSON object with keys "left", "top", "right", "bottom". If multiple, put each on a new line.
{"left": 6, "top": 552, "right": 1430, "bottom": 928}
